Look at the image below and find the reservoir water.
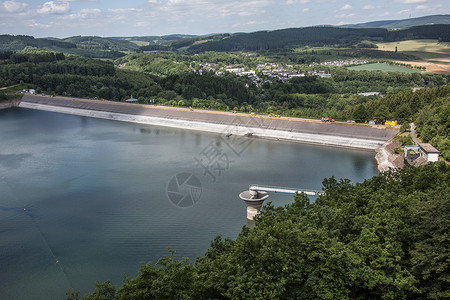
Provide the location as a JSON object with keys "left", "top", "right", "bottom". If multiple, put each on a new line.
{"left": 0, "top": 108, "right": 378, "bottom": 299}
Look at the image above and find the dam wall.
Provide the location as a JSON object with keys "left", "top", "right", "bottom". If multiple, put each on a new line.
{"left": 20, "top": 95, "right": 398, "bottom": 151}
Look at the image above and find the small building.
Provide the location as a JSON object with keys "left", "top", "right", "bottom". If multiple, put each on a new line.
{"left": 357, "top": 92, "right": 381, "bottom": 97}
{"left": 419, "top": 143, "right": 440, "bottom": 162}
{"left": 125, "top": 96, "right": 138, "bottom": 103}
{"left": 22, "top": 89, "right": 36, "bottom": 94}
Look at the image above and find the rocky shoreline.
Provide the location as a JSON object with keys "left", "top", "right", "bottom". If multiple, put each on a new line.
{"left": 375, "top": 138, "right": 404, "bottom": 172}
{"left": 0, "top": 99, "right": 20, "bottom": 110}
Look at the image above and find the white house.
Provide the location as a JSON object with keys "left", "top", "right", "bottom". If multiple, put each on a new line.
{"left": 419, "top": 143, "right": 440, "bottom": 162}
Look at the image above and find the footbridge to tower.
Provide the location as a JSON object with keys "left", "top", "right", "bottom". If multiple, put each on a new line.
{"left": 239, "top": 184, "right": 324, "bottom": 220}
{"left": 249, "top": 184, "right": 323, "bottom": 196}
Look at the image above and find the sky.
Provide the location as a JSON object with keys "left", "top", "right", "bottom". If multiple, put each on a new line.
{"left": 0, "top": 0, "right": 448, "bottom": 38}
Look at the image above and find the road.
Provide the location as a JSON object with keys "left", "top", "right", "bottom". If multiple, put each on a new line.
{"left": 410, "top": 123, "right": 420, "bottom": 145}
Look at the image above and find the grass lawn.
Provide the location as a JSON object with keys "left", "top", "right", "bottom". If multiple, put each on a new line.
{"left": 347, "top": 63, "right": 420, "bottom": 73}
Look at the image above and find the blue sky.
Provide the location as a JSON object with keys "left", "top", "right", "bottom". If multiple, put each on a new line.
{"left": 0, "top": 0, "right": 448, "bottom": 38}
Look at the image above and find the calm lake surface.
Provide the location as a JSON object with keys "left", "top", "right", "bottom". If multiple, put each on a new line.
{"left": 0, "top": 108, "right": 378, "bottom": 299}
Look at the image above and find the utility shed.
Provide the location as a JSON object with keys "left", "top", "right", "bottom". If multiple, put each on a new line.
{"left": 419, "top": 143, "right": 440, "bottom": 162}
{"left": 125, "top": 96, "right": 138, "bottom": 103}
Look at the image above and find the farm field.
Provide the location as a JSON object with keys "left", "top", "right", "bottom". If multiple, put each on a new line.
{"left": 376, "top": 39, "right": 450, "bottom": 74}
{"left": 347, "top": 62, "right": 420, "bottom": 73}
{"left": 377, "top": 39, "right": 450, "bottom": 54}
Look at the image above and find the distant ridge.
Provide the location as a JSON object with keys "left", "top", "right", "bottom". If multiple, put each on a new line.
{"left": 1, "top": 15, "right": 449, "bottom": 56}
{"left": 343, "top": 14, "right": 450, "bottom": 29}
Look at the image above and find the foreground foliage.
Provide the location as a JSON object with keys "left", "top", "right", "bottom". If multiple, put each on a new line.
{"left": 73, "top": 163, "right": 449, "bottom": 299}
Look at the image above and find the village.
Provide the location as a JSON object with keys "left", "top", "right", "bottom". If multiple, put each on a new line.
{"left": 191, "top": 59, "right": 368, "bottom": 86}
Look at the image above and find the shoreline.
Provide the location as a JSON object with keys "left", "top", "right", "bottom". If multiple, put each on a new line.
{"left": 375, "top": 138, "right": 405, "bottom": 172}
{"left": 0, "top": 99, "right": 20, "bottom": 110}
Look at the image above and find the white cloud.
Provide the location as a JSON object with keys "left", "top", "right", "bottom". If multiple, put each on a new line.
{"left": 363, "top": 4, "right": 374, "bottom": 10}
{"left": 37, "top": 1, "right": 70, "bottom": 15}
{"left": 77, "top": 8, "right": 101, "bottom": 17}
{"left": 232, "top": 20, "right": 267, "bottom": 28}
{"left": 2, "top": 0, "right": 28, "bottom": 13}
{"left": 286, "top": 0, "right": 310, "bottom": 4}
{"left": 395, "top": 0, "right": 427, "bottom": 3}
{"left": 302, "top": 7, "right": 310, "bottom": 12}
{"left": 338, "top": 4, "right": 352, "bottom": 11}
{"left": 28, "top": 20, "right": 52, "bottom": 28}
{"left": 336, "top": 13, "right": 355, "bottom": 18}
{"left": 149, "top": 0, "right": 272, "bottom": 18}
{"left": 108, "top": 8, "right": 141, "bottom": 14}
{"left": 397, "top": 9, "right": 411, "bottom": 14}
{"left": 415, "top": 5, "right": 428, "bottom": 10}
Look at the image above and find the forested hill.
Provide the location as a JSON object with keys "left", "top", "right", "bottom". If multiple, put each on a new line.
{"left": 344, "top": 14, "right": 450, "bottom": 29}
{"left": 1, "top": 23, "right": 449, "bottom": 57}
{"left": 187, "top": 24, "right": 450, "bottom": 52}
{"left": 0, "top": 35, "right": 136, "bottom": 59}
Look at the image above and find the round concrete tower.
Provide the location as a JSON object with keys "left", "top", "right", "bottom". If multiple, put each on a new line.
{"left": 239, "top": 189, "right": 269, "bottom": 221}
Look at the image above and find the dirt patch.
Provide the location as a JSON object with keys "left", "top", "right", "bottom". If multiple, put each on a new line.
{"left": 395, "top": 60, "right": 450, "bottom": 75}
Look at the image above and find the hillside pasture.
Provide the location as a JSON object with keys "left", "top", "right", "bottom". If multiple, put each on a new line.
{"left": 376, "top": 39, "right": 450, "bottom": 74}
{"left": 347, "top": 63, "right": 420, "bottom": 73}
{"left": 377, "top": 39, "right": 450, "bottom": 54}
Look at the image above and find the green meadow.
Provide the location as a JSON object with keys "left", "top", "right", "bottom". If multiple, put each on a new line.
{"left": 347, "top": 62, "right": 421, "bottom": 73}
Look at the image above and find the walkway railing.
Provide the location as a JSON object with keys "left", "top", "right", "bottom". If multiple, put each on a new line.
{"left": 249, "top": 184, "right": 323, "bottom": 196}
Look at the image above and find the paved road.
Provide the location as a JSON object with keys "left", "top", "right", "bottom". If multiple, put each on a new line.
{"left": 410, "top": 123, "right": 420, "bottom": 145}
{"left": 21, "top": 94, "right": 398, "bottom": 142}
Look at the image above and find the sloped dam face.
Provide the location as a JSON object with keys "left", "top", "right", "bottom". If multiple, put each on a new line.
{"left": 0, "top": 105, "right": 378, "bottom": 299}
{"left": 20, "top": 94, "right": 398, "bottom": 150}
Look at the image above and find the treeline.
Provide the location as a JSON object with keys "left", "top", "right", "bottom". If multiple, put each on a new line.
{"left": 62, "top": 36, "right": 138, "bottom": 52}
{"left": 0, "top": 34, "right": 76, "bottom": 51}
{"left": 0, "top": 50, "right": 152, "bottom": 100}
{"left": 189, "top": 27, "right": 387, "bottom": 52}
{"left": 71, "top": 162, "right": 450, "bottom": 299}
{"left": 415, "top": 92, "right": 450, "bottom": 160}
{"left": 188, "top": 25, "right": 450, "bottom": 52}
{"left": 0, "top": 35, "right": 129, "bottom": 59}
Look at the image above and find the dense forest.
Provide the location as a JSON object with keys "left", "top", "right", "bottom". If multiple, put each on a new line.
{"left": 344, "top": 14, "right": 450, "bottom": 29}
{"left": 0, "top": 50, "right": 153, "bottom": 100}
{"left": 0, "top": 35, "right": 130, "bottom": 59}
{"left": 187, "top": 25, "right": 450, "bottom": 52}
{"left": 69, "top": 162, "right": 449, "bottom": 299}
